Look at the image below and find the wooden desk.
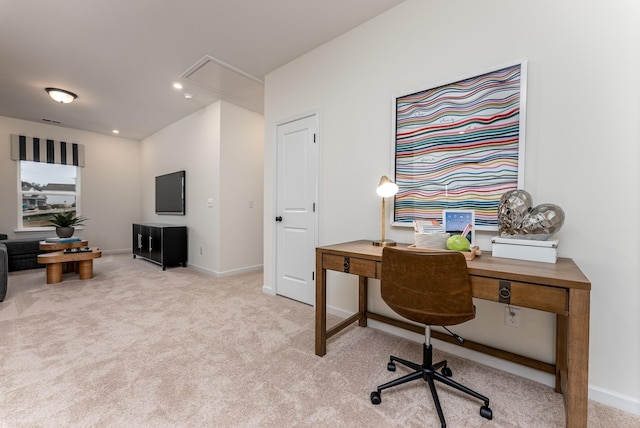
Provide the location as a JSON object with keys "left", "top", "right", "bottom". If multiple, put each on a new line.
{"left": 315, "top": 240, "right": 591, "bottom": 428}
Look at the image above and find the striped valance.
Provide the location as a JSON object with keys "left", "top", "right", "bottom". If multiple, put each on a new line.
{"left": 11, "top": 134, "right": 85, "bottom": 167}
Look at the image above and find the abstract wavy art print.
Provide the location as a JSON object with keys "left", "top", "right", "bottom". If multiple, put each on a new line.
{"left": 393, "top": 60, "right": 527, "bottom": 230}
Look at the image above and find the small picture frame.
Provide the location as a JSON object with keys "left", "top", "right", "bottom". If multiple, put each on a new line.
{"left": 443, "top": 210, "right": 475, "bottom": 246}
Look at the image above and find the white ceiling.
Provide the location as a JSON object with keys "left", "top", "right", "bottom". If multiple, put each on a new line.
{"left": 0, "top": 0, "right": 404, "bottom": 141}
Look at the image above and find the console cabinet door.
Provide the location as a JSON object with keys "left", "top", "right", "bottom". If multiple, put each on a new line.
{"left": 148, "top": 226, "right": 162, "bottom": 263}
{"left": 133, "top": 224, "right": 148, "bottom": 257}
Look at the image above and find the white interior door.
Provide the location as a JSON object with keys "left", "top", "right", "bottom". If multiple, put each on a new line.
{"left": 275, "top": 115, "right": 318, "bottom": 305}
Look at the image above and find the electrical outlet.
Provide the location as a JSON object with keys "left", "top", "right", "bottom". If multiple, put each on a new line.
{"left": 505, "top": 307, "right": 521, "bottom": 328}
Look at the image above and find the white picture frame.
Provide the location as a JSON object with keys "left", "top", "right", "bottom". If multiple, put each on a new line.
{"left": 443, "top": 209, "right": 475, "bottom": 246}
{"left": 391, "top": 59, "right": 527, "bottom": 230}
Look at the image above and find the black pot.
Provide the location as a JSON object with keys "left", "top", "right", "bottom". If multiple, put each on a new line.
{"left": 56, "top": 227, "right": 75, "bottom": 238}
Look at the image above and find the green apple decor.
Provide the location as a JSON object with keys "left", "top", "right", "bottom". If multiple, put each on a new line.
{"left": 446, "top": 235, "right": 470, "bottom": 252}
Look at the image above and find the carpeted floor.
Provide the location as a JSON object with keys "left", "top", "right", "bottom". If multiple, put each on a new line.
{"left": 1, "top": 253, "right": 638, "bottom": 427}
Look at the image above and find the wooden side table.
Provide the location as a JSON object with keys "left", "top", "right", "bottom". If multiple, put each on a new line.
{"left": 37, "top": 248, "right": 102, "bottom": 284}
{"left": 39, "top": 240, "right": 88, "bottom": 252}
{"left": 40, "top": 240, "right": 89, "bottom": 273}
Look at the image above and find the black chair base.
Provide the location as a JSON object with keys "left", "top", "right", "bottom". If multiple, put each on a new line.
{"left": 371, "top": 343, "right": 492, "bottom": 428}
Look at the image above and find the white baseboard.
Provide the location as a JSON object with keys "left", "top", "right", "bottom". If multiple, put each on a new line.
{"left": 589, "top": 385, "right": 640, "bottom": 416}
{"left": 262, "top": 284, "right": 275, "bottom": 295}
{"left": 188, "top": 263, "right": 263, "bottom": 277}
{"left": 102, "top": 248, "right": 130, "bottom": 255}
{"left": 326, "top": 305, "right": 640, "bottom": 417}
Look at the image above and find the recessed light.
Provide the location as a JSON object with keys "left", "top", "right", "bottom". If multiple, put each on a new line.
{"left": 112, "top": 130, "right": 119, "bottom": 134}
{"left": 184, "top": 93, "right": 194, "bottom": 99}
{"left": 173, "top": 82, "right": 183, "bottom": 89}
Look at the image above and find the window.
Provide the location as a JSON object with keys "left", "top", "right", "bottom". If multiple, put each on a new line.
{"left": 18, "top": 161, "right": 80, "bottom": 230}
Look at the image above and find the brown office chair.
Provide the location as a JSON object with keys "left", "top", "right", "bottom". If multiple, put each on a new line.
{"left": 370, "top": 247, "right": 492, "bottom": 427}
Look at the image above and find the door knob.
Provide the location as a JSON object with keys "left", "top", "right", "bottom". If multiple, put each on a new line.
{"left": 275, "top": 216, "right": 283, "bottom": 222}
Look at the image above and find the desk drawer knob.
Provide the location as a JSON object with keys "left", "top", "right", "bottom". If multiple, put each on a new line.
{"left": 343, "top": 257, "right": 350, "bottom": 273}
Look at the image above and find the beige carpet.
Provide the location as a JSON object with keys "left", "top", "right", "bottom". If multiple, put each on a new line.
{"left": 1, "top": 253, "right": 638, "bottom": 427}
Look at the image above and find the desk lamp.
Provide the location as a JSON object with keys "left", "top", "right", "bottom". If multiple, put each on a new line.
{"left": 373, "top": 175, "right": 398, "bottom": 247}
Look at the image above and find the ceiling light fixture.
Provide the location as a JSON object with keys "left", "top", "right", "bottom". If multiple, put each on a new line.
{"left": 184, "top": 93, "right": 193, "bottom": 100}
{"left": 173, "top": 82, "right": 183, "bottom": 89}
{"left": 45, "top": 87, "right": 78, "bottom": 104}
{"left": 112, "top": 130, "right": 120, "bottom": 134}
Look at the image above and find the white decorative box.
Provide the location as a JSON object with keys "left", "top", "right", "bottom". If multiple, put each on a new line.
{"left": 491, "top": 236, "right": 559, "bottom": 264}
{"left": 414, "top": 232, "right": 449, "bottom": 249}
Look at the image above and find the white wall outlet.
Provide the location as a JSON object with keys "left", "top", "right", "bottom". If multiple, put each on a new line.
{"left": 248, "top": 200, "right": 254, "bottom": 208}
{"left": 505, "top": 306, "right": 521, "bottom": 328}
{"left": 207, "top": 198, "right": 213, "bottom": 208}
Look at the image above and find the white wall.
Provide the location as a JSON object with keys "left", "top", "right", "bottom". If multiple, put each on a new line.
{"left": 141, "top": 100, "right": 264, "bottom": 275}
{"left": 0, "top": 116, "right": 140, "bottom": 251}
{"left": 140, "top": 102, "right": 221, "bottom": 272}
{"left": 264, "top": 0, "right": 640, "bottom": 412}
{"left": 219, "top": 102, "right": 264, "bottom": 273}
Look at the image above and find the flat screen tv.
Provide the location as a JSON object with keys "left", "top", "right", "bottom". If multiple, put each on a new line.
{"left": 155, "top": 170, "right": 185, "bottom": 215}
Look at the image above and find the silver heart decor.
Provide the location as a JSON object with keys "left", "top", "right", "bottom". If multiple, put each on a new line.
{"left": 497, "top": 189, "right": 565, "bottom": 239}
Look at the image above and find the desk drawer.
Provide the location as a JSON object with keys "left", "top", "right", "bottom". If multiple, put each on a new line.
{"left": 323, "top": 254, "right": 379, "bottom": 278}
{"left": 471, "top": 276, "right": 568, "bottom": 315}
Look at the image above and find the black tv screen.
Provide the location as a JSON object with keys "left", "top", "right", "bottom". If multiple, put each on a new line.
{"left": 155, "top": 170, "right": 185, "bottom": 215}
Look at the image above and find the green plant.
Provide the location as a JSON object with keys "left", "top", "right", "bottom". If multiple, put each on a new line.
{"left": 48, "top": 211, "right": 89, "bottom": 228}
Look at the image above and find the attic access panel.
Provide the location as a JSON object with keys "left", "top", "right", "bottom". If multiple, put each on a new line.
{"left": 181, "top": 55, "right": 264, "bottom": 113}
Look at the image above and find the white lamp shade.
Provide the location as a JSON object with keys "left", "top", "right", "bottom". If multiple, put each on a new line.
{"left": 376, "top": 175, "right": 398, "bottom": 197}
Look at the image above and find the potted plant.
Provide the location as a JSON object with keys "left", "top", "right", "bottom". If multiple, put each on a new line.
{"left": 48, "top": 212, "right": 89, "bottom": 238}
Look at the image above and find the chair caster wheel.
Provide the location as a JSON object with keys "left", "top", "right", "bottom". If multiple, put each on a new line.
{"left": 441, "top": 367, "right": 452, "bottom": 377}
{"left": 387, "top": 362, "right": 396, "bottom": 371}
{"left": 480, "top": 405, "right": 493, "bottom": 420}
{"left": 370, "top": 391, "right": 381, "bottom": 405}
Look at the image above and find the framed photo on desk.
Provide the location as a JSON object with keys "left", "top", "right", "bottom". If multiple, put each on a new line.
{"left": 443, "top": 209, "right": 475, "bottom": 246}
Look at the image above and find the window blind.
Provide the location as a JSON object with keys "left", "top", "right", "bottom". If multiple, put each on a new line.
{"left": 10, "top": 134, "right": 85, "bottom": 167}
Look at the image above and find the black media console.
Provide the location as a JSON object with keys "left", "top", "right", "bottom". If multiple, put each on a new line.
{"left": 132, "top": 223, "right": 187, "bottom": 270}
